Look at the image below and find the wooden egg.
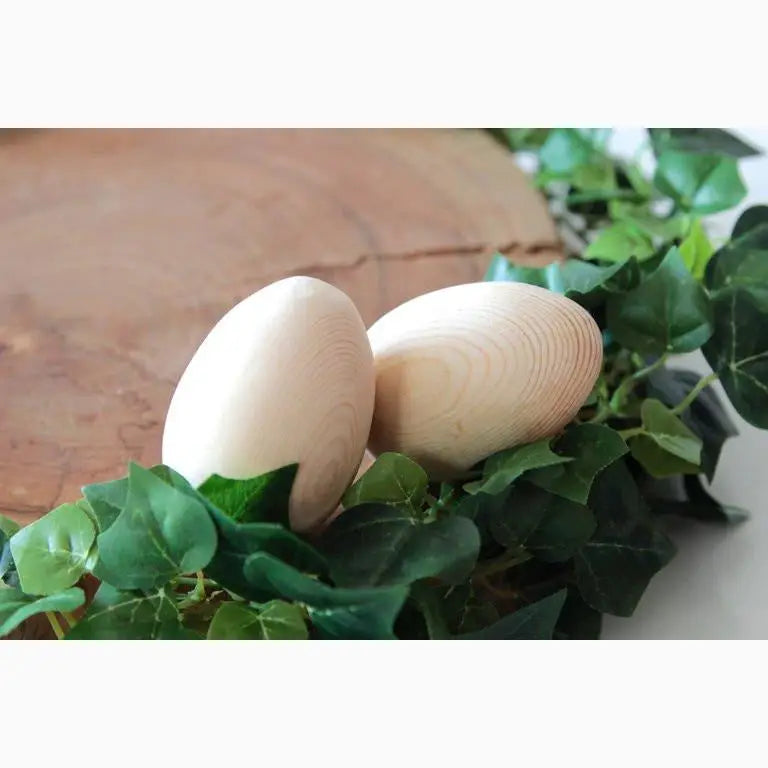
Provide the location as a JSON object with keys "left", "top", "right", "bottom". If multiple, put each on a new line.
{"left": 162, "top": 276, "right": 375, "bottom": 532}
{"left": 367, "top": 281, "right": 602, "bottom": 479}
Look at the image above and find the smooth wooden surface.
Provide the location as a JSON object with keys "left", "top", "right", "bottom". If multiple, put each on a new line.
{"left": 367, "top": 282, "right": 602, "bottom": 477}
{"left": 0, "top": 129, "right": 561, "bottom": 524}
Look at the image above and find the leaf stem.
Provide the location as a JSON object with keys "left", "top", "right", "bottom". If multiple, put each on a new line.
{"left": 175, "top": 576, "right": 218, "bottom": 588}
{"left": 671, "top": 372, "right": 719, "bottom": 415}
{"left": 592, "top": 354, "right": 668, "bottom": 423}
{"left": 618, "top": 427, "right": 643, "bottom": 440}
{"left": 46, "top": 612, "right": 65, "bottom": 640}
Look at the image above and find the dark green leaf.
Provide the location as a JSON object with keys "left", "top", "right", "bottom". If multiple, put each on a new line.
{"left": 0, "top": 514, "right": 19, "bottom": 538}
{"left": 732, "top": 205, "right": 768, "bottom": 239}
{"left": 431, "top": 582, "right": 500, "bottom": 635}
{"left": 465, "top": 438, "right": 572, "bottom": 495}
{"left": 574, "top": 461, "right": 676, "bottom": 616}
{"left": 242, "top": 553, "right": 408, "bottom": 639}
{"left": 628, "top": 399, "right": 702, "bottom": 477}
{"left": 705, "top": 223, "right": 768, "bottom": 308}
{"left": 455, "top": 589, "right": 567, "bottom": 639}
{"left": 0, "top": 531, "right": 12, "bottom": 582}
{"left": 703, "top": 289, "right": 768, "bottom": 427}
{"left": 81, "top": 475, "right": 129, "bottom": 533}
{"left": 557, "top": 257, "right": 640, "bottom": 296}
{"left": 207, "top": 600, "right": 308, "bottom": 640}
{"left": 646, "top": 368, "right": 737, "bottom": 480}
{"left": 553, "top": 589, "right": 602, "bottom": 639}
{"left": 0, "top": 586, "right": 85, "bottom": 638}
{"left": 487, "top": 483, "right": 595, "bottom": 563}
{"left": 528, "top": 424, "right": 629, "bottom": 504}
{"left": 205, "top": 506, "right": 327, "bottom": 599}
{"left": 488, "top": 128, "right": 550, "bottom": 151}
{"left": 654, "top": 151, "right": 746, "bottom": 214}
{"left": 342, "top": 453, "right": 428, "bottom": 514}
{"left": 319, "top": 503, "right": 480, "bottom": 588}
{"left": 96, "top": 463, "right": 218, "bottom": 591}
{"left": 10, "top": 503, "right": 96, "bottom": 595}
{"left": 649, "top": 128, "right": 760, "bottom": 159}
{"left": 679, "top": 220, "right": 714, "bottom": 280}
{"left": 647, "top": 474, "right": 748, "bottom": 525}
{"left": 197, "top": 464, "right": 297, "bottom": 526}
{"left": 65, "top": 583, "right": 191, "bottom": 640}
{"left": 606, "top": 246, "right": 713, "bottom": 354}
{"left": 585, "top": 222, "right": 654, "bottom": 263}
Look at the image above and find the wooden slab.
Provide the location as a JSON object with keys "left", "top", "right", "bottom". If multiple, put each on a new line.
{"left": 0, "top": 129, "right": 561, "bottom": 524}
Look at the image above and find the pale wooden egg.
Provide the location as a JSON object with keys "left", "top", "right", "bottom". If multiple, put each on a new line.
{"left": 367, "top": 281, "right": 602, "bottom": 479}
{"left": 162, "top": 276, "right": 375, "bottom": 532}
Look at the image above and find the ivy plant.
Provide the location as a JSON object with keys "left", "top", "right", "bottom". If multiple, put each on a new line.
{"left": 2, "top": 127, "right": 765, "bottom": 640}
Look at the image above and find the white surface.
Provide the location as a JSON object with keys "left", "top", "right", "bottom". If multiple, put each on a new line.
{"left": 597, "top": 129, "right": 768, "bottom": 639}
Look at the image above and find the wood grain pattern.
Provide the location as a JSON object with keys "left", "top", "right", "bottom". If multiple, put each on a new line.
{"left": 0, "top": 129, "right": 561, "bottom": 525}
{"left": 162, "top": 277, "right": 375, "bottom": 532}
{"left": 367, "top": 282, "right": 602, "bottom": 478}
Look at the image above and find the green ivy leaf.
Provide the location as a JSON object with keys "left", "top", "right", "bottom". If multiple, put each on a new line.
{"left": 81, "top": 475, "right": 129, "bottom": 533}
{"left": 571, "top": 161, "right": 616, "bottom": 192}
{"left": 0, "top": 514, "right": 19, "bottom": 538}
{"left": 528, "top": 424, "right": 629, "bottom": 504}
{"left": 646, "top": 368, "right": 737, "bottom": 481}
{"left": 0, "top": 530, "right": 12, "bottom": 581}
{"left": 487, "top": 483, "right": 595, "bottom": 563}
{"left": 455, "top": 589, "right": 567, "bottom": 639}
{"left": 539, "top": 128, "right": 611, "bottom": 174}
{"left": 609, "top": 201, "right": 689, "bottom": 241}
{"left": 628, "top": 399, "right": 702, "bottom": 477}
{"left": 574, "top": 461, "right": 676, "bottom": 617}
{"left": 645, "top": 474, "right": 748, "bottom": 525}
{"left": 10, "top": 503, "right": 97, "bottom": 595}
{"left": 654, "top": 151, "right": 747, "bottom": 214}
{"left": 0, "top": 587, "right": 85, "bottom": 639}
{"left": 703, "top": 289, "right": 768, "bottom": 427}
{"left": 242, "top": 553, "right": 408, "bottom": 639}
{"left": 606, "top": 246, "right": 713, "bottom": 354}
{"left": 205, "top": 506, "right": 327, "bottom": 600}
{"left": 585, "top": 221, "right": 655, "bottom": 263}
{"left": 319, "top": 503, "right": 480, "bottom": 588}
{"left": 197, "top": 464, "right": 297, "bottom": 526}
{"left": 557, "top": 257, "right": 640, "bottom": 296}
{"left": 342, "top": 453, "right": 428, "bottom": 514}
{"left": 96, "top": 463, "right": 218, "bottom": 591}
{"left": 648, "top": 128, "right": 760, "bottom": 159}
{"left": 483, "top": 253, "right": 560, "bottom": 288}
{"left": 553, "top": 588, "right": 603, "bottom": 639}
{"left": 732, "top": 205, "right": 768, "bottom": 239}
{"left": 464, "top": 438, "right": 572, "bottom": 495}
{"left": 207, "top": 600, "right": 308, "bottom": 640}
{"left": 489, "top": 128, "right": 551, "bottom": 151}
{"left": 679, "top": 220, "right": 714, "bottom": 280}
{"left": 705, "top": 223, "right": 768, "bottom": 308}
{"left": 64, "top": 582, "right": 194, "bottom": 640}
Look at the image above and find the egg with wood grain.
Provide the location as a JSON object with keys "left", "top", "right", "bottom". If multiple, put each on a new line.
{"left": 366, "top": 281, "right": 602, "bottom": 479}
{"left": 162, "top": 276, "right": 375, "bottom": 532}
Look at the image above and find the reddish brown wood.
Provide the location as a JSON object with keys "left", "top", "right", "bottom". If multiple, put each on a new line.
{"left": 0, "top": 129, "right": 561, "bottom": 524}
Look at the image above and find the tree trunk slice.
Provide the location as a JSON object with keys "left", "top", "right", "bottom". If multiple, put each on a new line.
{"left": 0, "top": 129, "right": 561, "bottom": 525}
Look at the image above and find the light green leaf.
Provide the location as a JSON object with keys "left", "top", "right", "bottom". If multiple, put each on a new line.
{"left": 649, "top": 128, "right": 760, "bottom": 159}
{"left": 539, "top": 128, "right": 611, "bottom": 174}
{"left": 81, "top": 475, "right": 129, "bottom": 533}
{"left": 197, "top": 464, "right": 297, "bottom": 526}
{"left": 654, "top": 151, "right": 747, "bottom": 214}
{"left": 0, "top": 587, "right": 85, "bottom": 639}
{"left": 585, "top": 221, "right": 655, "bottom": 263}
{"left": 319, "top": 503, "right": 480, "bottom": 587}
{"left": 629, "top": 399, "right": 702, "bottom": 477}
{"left": 342, "top": 453, "right": 428, "bottom": 514}
{"left": 606, "top": 246, "right": 713, "bottom": 354}
{"left": 528, "top": 424, "right": 629, "bottom": 505}
{"left": 207, "top": 600, "right": 308, "bottom": 640}
{"left": 464, "top": 438, "right": 572, "bottom": 495}
{"left": 0, "top": 515, "right": 20, "bottom": 538}
{"left": 96, "top": 463, "right": 218, "bottom": 591}
{"left": 679, "top": 220, "right": 714, "bottom": 280}
{"left": 10, "top": 503, "right": 96, "bottom": 595}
